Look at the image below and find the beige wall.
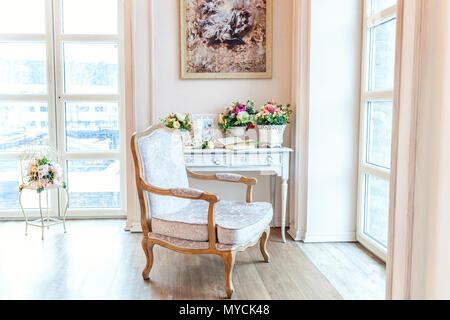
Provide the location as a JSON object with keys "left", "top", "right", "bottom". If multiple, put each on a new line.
{"left": 288, "top": 0, "right": 363, "bottom": 242}
{"left": 148, "top": 0, "right": 294, "bottom": 225}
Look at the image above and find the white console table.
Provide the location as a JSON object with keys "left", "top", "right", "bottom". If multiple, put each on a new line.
{"left": 184, "top": 147, "right": 293, "bottom": 242}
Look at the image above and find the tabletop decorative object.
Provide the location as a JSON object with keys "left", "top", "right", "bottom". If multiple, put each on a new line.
{"left": 255, "top": 100, "right": 292, "bottom": 148}
{"left": 19, "top": 145, "right": 68, "bottom": 240}
{"left": 218, "top": 101, "right": 257, "bottom": 138}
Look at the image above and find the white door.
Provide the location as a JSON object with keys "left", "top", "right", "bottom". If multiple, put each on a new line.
{"left": 356, "top": 0, "right": 397, "bottom": 260}
{"left": 0, "top": 0, "right": 126, "bottom": 218}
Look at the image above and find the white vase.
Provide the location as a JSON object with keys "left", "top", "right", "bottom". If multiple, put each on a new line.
{"left": 257, "top": 125, "right": 286, "bottom": 148}
{"left": 179, "top": 129, "right": 192, "bottom": 146}
{"left": 227, "top": 126, "right": 247, "bottom": 138}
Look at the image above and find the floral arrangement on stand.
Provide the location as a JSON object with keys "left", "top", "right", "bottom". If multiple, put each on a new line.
{"left": 161, "top": 113, "right": 192, "bottom": 131}
{"left": 255, "top": 99, "right": 293, "bottom": 126}
{"left": 19, "top": 156, "right": 66, "bottom": 193}
{"left": 255, "top": 99, "right": 293, "bottom": 148}
{"left": 218, "top": 101, "right": 257, "bottom": 137}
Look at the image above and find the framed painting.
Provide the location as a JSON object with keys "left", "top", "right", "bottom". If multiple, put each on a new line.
{"left": 180, "top": 0, "right": 273, "bottom": 79}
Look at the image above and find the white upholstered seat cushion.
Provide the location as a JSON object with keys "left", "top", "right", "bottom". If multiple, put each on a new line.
{"left": 151, "top": 200, "right": 273, "bottom": 245}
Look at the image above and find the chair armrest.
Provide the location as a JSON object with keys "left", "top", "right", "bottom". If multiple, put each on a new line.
{"left": 140, "top": 181, "right": 219, "bottom": 248}
{"left": 186, "top": 169, "right": 256, "bottom": 203}
{"left": 140, "top": 182, "right": 219, "bottom": 203}
{"left": 187, "top": 169, "right": 257, "bottom": 186}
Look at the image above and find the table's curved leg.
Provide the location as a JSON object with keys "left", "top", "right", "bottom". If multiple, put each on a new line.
{"left": 46, "top": 189, "right": 50, "bottom": 229}
{"left": 281, "top": 178, "right": 288, "bottom": 243}
{"left": 19, "top": 191, "right": 28, "bottom": 236}
{"left": 38, "top": 192, "right": 44, "bottom": 240}
{"left": 62, "top": 187, "right": 69, "bottom": 233}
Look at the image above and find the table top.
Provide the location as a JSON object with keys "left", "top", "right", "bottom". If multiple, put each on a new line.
{"left": 183, "top": 147, "right": 293, "bottom": 154}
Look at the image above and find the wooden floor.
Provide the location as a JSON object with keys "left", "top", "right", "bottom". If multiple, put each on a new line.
{"left": 0, "top": 220, "right": 385, "bottom": 300}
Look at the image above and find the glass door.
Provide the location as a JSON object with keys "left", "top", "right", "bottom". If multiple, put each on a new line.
{"left": 54, "top": 0, "right": 125, "bottom": 217}
{"left": 0, "top": 0, "right": 126, "bottom": 218}
{"left": 0, "top": 0, "right": 56, "bottom": 217}
{"left": 357, "top": 0, "right": 397, "bottom": 260}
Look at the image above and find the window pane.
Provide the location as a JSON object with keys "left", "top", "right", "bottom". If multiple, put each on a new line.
{"left": 0, "top": 160, "right": 51, "bottom": 210}
{"left": 0, "top": 161, "right": 19, "bottom": 209}
{"left": 370, "top": 0, "right": 396, "bottom": 15}
{"left": 0, "top": 42, "right": 47, "bottom": 94}
{"left": 368, "top": 18, "right": 396, "bottom": 91}
{"left": 0, "top": 0, "right": 46, "bottom": 34}
{"left": 62, "top": 0, "right": 118, "bottom": 35}
{"left": 67, "top": 160, "right": 120, "bottom": 208}
{"left": 63, "top": 42, "right": 119, "bottom": 94}
{"left": 0, "top": 102, "right": 49, "bottom": 152}
{"left": 366, "top": 101, "right": 392, "bottom": 169}
{"left": 363, "top": 175, "right": 389, "bottom": 247}
{"left": 65, "top": 102, "right": 120, "bottom": 152}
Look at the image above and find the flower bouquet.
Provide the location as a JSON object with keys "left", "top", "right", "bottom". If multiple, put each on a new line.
{"left": 255, "top": 100, "right": 293, "bottom": 148}
{"left": 161, "top": 113, "right": 192, "bottom": 131}
{"left": 255, "top": 99, "right": 293, "bottom": 126}
{"left": 19, "top": 156, "right": 66, "bottom": 193}
{"left": 218, "top": 101, "right": 257, "bottom": 137}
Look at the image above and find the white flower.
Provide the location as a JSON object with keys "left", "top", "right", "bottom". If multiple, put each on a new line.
{"left": 176, "top": 113, "right": 186, "bottom": 122}
{"left": 38, "top": 164, "right": 49, "bottom": 178}
{"left": 237, "top": 111, "right": 250, "bottom": 123}
{"left": 173, "top": 121, "right": 181, "bottom": 129}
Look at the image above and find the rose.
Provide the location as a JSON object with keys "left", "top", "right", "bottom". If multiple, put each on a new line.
{"left": 237, "top": 111, "right": 250, "bottom": 123}
{"left": 38, "top": 164, "right": 49, "bottom": 179}
{"left": 173, "top": 121, "right": 181, "bottom": 129}
{"left": 236, "top": 104, "right": 246, "bottom": 113}
{"left": 176, "top": 113, "right": 186, "bottom": 122}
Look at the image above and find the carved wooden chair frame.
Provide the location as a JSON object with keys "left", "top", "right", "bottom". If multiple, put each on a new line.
{"left": 131, "top": 124, "right": 270, "bottom": 298}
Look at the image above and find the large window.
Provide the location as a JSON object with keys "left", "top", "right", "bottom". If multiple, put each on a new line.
{"left": 0, "top": 0, "right": 126, "bottom": 218}
{"left": 357, "top": 0, "right": 397, "bottom": 260}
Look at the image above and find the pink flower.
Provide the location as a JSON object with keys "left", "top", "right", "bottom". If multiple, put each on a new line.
{"left": 236, "top": 105, "right": 246, "bottom": 113}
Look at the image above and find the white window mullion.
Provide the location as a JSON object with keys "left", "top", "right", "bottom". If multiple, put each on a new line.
{"left": 54, "top": 0, "right": 125, "bottom": 216}
{"left": 362, "top": 91, "right": 394, "bottom": 101}
{"left": 367, "top": 5, "right": 396, "bottom": 27}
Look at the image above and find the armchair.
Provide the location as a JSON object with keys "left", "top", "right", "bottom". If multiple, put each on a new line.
{"left": 131, "top": 124, "right": 272, "bottom": 298}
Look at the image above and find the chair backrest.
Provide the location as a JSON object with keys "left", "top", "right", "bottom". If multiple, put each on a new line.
{"left": 132, "top": 124, "right": 191, "bottom": 230}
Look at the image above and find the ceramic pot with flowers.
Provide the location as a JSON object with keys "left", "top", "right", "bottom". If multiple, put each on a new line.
{"left": 255, "top": 100, "right": 292, "bottom": 148}
{"left": 161, "top": 112, "right": 193, "bottom": 146}
{"left": 218, "top": 100, "right": 257, "bottom": 138}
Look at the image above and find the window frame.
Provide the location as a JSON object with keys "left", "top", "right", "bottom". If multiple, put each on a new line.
{"left": 357, "top": 0, "right": 397, "bottom": 261}
{"left": 0, "top": 0, "right": 127, "bottom": 218}
{"left": 53, "top": 0, "right": 126, "bottom": 217}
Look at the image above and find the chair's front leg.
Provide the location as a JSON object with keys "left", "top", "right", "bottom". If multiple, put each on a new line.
{"left": 260, "top": 227, "right": 271, "bottom": 263}
{"left": 141, "top": 237, "right": 155, "bottom": 280}
{"left": 222, "top": 251, "right": 236, "bottom": 298}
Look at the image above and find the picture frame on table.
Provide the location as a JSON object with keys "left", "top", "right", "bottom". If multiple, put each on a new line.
{"left": 191, "top": 114, "right": 222, "bottom": 142}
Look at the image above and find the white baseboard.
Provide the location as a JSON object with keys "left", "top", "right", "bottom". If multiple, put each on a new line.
{"left": 303, "top": 231, "right": 356, "bottom": 243}
{"left": 287, "top": 227, "right": 305, "bottom": 241}
{"left": 130, "top": 222, "right": 143, "bottom": 233}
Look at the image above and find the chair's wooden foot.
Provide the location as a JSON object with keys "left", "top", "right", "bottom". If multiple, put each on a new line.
{"left": 222, "top": 251, "right": 236, "bottom": 298}
{"left": 141, "top": 238, "right": 155, "bottom": 280}
{"left": 260, "top": 227, "right": 270, "bottom": 263}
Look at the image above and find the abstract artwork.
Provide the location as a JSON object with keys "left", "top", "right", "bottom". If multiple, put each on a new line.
{"left": 180, "top": 0, "right": 272, "bottom": 79}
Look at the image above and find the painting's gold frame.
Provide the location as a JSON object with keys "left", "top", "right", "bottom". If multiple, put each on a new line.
{"left": 180, "top": 0, "right": 273, "bottom": 79}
